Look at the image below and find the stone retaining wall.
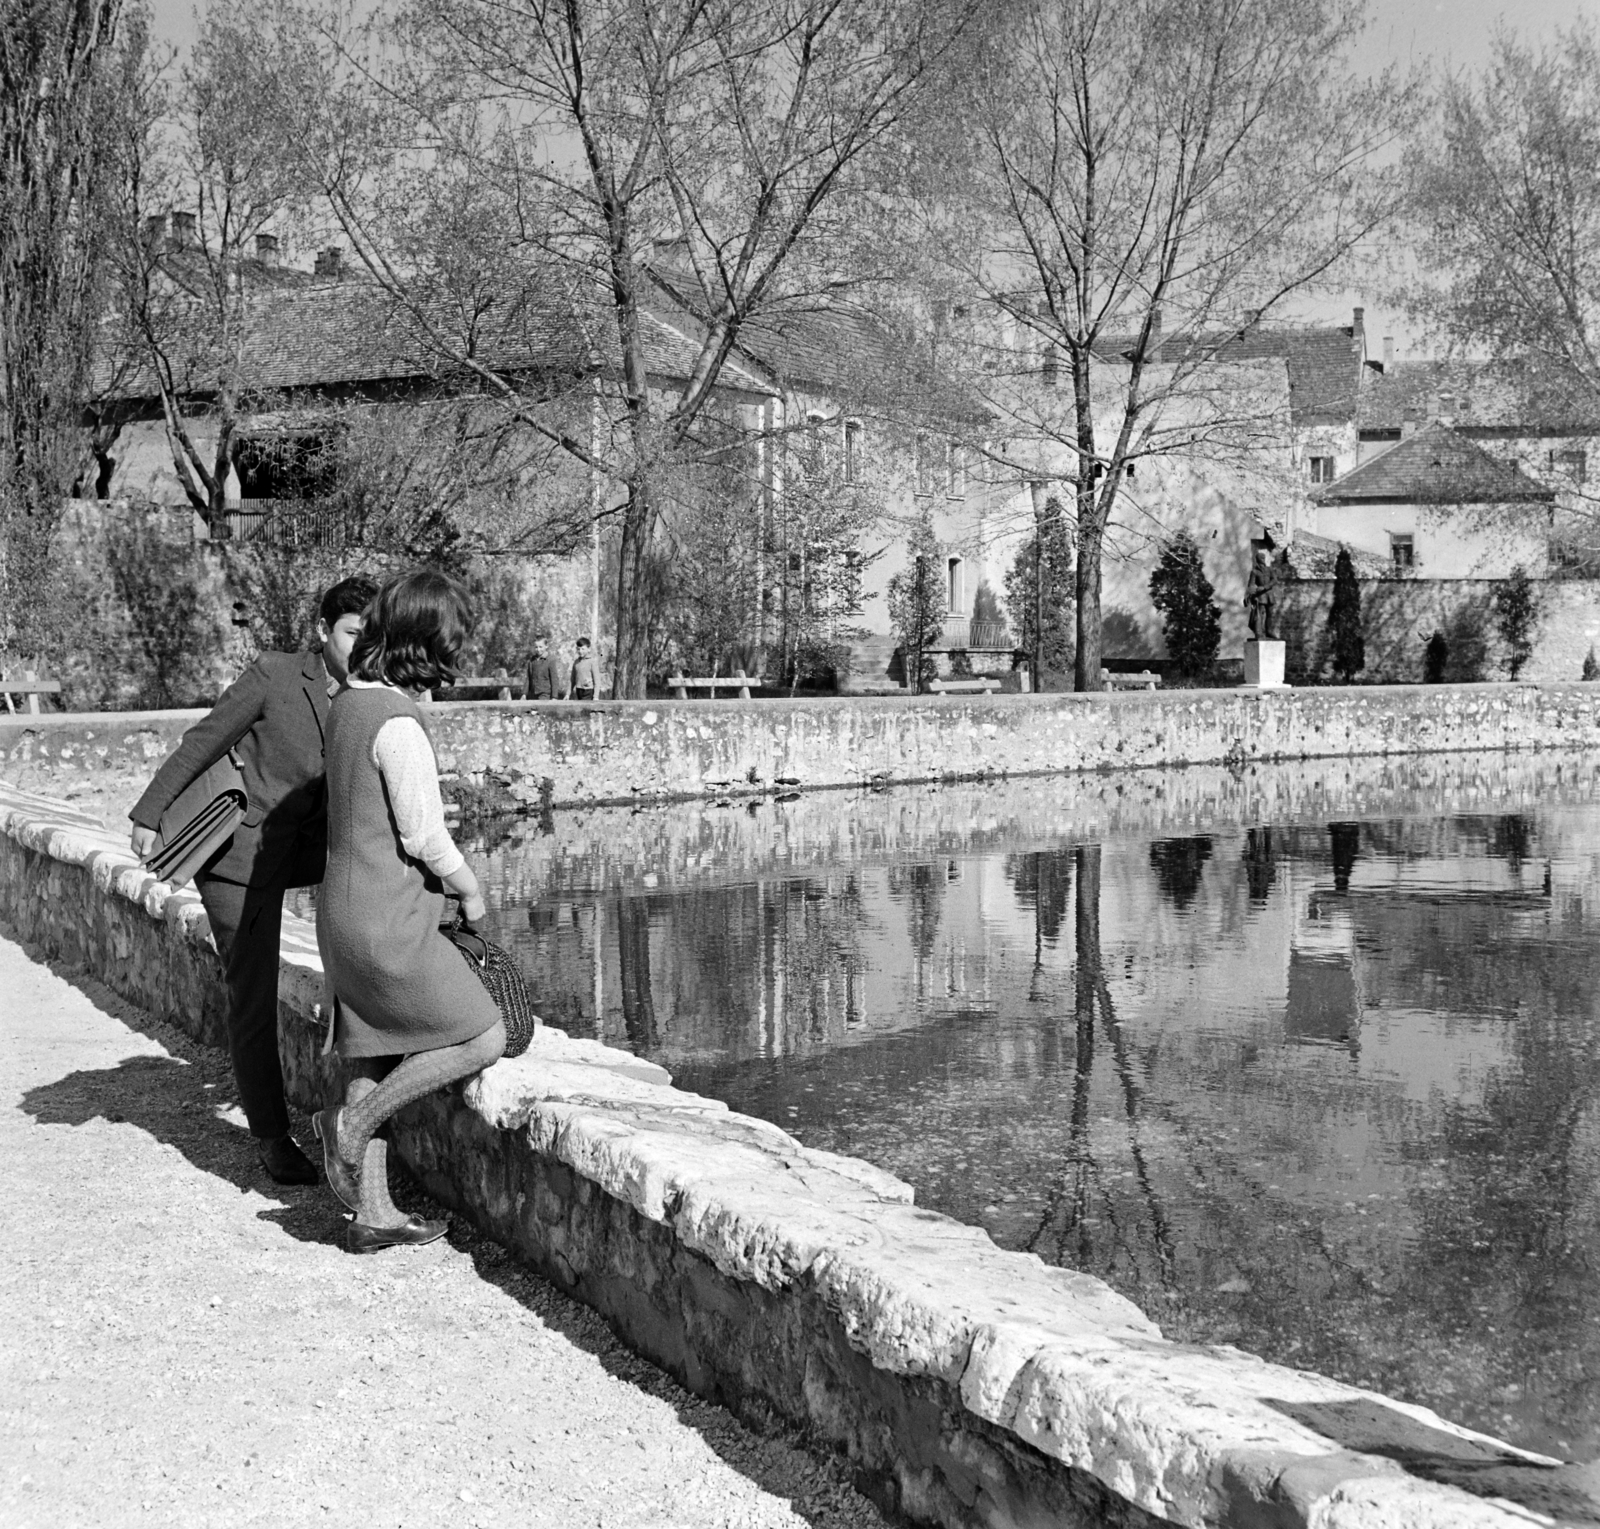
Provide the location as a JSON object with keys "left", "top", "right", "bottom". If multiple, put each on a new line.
{"left": 8, "top": 682, "right": 1600, "bottom": 819}
{"left": 0, "top": 781, "right": 1567, "bottom": 1529}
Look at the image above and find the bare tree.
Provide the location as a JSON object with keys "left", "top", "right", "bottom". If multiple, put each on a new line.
{"left": 923, "top": 0, "right": 1415, "bottom": 688}
{"left": 103, "top": 4, "right": 318, "bottom": 533}
{"left": 1406, "top": 22, "right": 1600, "bottom": 414}
{"left": 0, "top": 0, "right": 124, "bottom": 648}
{"left": 276, "top": 0, "right": 975, "bottom": 695}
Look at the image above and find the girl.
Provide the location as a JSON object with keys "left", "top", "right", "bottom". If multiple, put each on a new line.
{"left": 313, "top": 569, "right": 505, "bottom": 1252}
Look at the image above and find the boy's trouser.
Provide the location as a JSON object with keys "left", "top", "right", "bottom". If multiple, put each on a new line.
{"left": 196, "top": 873, "right": 291, "bottom": 1140}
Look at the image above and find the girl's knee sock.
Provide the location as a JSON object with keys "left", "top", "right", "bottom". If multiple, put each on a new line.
{"left": 340, "top": 1021, "right": 506, "bottom": 1168}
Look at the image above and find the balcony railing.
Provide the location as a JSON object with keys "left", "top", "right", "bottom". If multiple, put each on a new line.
{"left": 935, "top": 617, "right": 1013, "bottom": 651}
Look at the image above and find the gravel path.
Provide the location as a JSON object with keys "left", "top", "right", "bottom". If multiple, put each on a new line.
{"left": 0, "top": 928, "right": 890, "bottom": 1529}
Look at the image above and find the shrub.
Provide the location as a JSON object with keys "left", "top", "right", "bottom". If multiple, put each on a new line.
{"left": 1327, "top": 546, "right": 1365, "bottom": 682}
{"left": 1148, "top": 531, "right": 1220, "bottom": 680}
{"left": 1442, "top": 597, "right": 1491, "bottom": 682}
{"left": 1584, "top": 647, "right": 1599, "bottom": 682}
{"left": 1424, "top": 629, "right": 1449, "bottom": 683}
{"left": 887, "top": 515, "right": 945, "bottom": 694}
{"left": 1492, "top": 564, "right": 1541, "bottom": 679}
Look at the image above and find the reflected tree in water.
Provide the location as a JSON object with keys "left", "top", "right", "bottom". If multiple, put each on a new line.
{"left": 1027, "top": 845, "right": 1176, "bottom": 1294}
{"left": 615, "top": 895, "right": 658, "bottom": 1049}
{"left": 1243, "top": 827, "right": 1278, "bottom": 906}
{"left": 887, "top": 862, "right": 945, "bottom": 992}
{"left": 1149, "top": 836, "right": 1213, "bottom": 910}
{"left": 1328, "top": 821, "right": 1361, "bottom": 893}
{"left": 1005, "top": 850, "right": 1075, "bottom": 944}
{"left": 1489, "top": 813, "right": 1535, "bottom": 871}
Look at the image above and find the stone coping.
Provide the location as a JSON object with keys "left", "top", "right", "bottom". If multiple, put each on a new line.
{"left": 11, "top": 682, "right": 1600, "bottom": 820}
{"left": 0, "top": 779, "right": 1570, "bottom": 1529}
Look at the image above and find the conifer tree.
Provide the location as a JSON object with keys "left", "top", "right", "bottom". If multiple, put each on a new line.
{"left": 1492, "top": 564, "right": 1540, "bottom": 679}
{"left": 1148, "top": 531, "right": 1220, "bottom": 681}
{"left": 887, "top": 515, "right": 945, "bottom": 695}
{"left": 1328, "top": 546, "right": 1366, "bottom": 682}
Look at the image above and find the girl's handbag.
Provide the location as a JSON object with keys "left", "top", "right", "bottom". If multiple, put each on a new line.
{"left": 439, "top": 910, "right": 540, "bottom": 1059}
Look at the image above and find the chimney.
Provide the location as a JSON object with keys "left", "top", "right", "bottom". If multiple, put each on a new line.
{"left": 141, "top": 212, "right": 167, "bottom": 249}
{"left": 1353, "top": 305, "right": 1365, "bottom": 336}
{"left": 1401, "top": 405, "right": 1420, "bottom": 439}
{"left": 313, "top": 245, "right": 343, "bottom": 278}
{"left": 170, "top": 210, "right": 196, "bottom": 249}
{"left": 255, "top": 232, "right": 279, "bottom": 266}
{"left": 1382, "top": 336, "right": 1394, "bottom": 371}
{"left": 1436, "top": 392, "right": 1455, "bottom": 426}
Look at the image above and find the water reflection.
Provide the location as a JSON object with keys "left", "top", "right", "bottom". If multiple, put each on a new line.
{"left": 459, "top": 753, "right": 1600, "bottom": 1461}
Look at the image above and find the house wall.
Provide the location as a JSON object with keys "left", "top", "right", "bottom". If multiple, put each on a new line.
{"left": 1307, "top": 501, "right": 1551, "bottom": 579}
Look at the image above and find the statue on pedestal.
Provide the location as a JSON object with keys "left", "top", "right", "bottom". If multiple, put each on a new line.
{"left": 1244, "top": 534, "right": 1283, "bottom": 642}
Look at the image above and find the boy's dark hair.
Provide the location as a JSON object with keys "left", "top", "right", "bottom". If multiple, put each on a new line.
{"left": 575, "top": 635, "right": 592, "bottom": 650}
{"left": 348, "top": 569, "right": 473, "bottom": 691}
{"left": 319, "top": 576, "right": 379, "bottom": 628}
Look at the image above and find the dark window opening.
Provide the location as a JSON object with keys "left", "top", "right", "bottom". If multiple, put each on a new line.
{"left": 1309, "top": 456, "right": 1336, "bottom": 484}
{"left": 1549, "top": 448, "right": 1588, "bottom": 484}
{"left": 233, "top": 433, "right": 338, "bottom": 500}
{"left": 1391, "top": 533, "right": 1415, "bottom": 570}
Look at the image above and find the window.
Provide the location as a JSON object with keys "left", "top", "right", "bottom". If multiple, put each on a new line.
{"left": 843, "top": 420, "right": 861, "bottom": 483}
{"left": 1390, "top": 533, "right": 1415, "bottom": 570}
{"left": 1041, "top": 343, "right": 1059, "bottom": 387}
{"left": 915, "top": 433, "right": 935, "bottom": 496}
{"left": 1549, "top": 448, "right": 1588, "bottom": 484}
{"left": 947, "top": 557, "right": 963, "bottom": 614}
{"left": 946, "top": 444, "right": 966, "bottom": 498}
{"left": 1309, "top": 456, "right": 1336, "bottom": 484}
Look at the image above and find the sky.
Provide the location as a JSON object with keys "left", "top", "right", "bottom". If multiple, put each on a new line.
{"left": 145, "top": 0, "right": 1600, "bottom": 354}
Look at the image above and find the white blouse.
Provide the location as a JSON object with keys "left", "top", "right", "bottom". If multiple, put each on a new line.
{"left": 346, "top": 679, "right": 465, "bottom": 879}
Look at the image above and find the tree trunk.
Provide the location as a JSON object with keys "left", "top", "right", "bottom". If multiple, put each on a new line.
{"left": 1074, "top": 508, "right": 1104, "bottom": 691}
{"left": 611, "top": 473, "right": 654, "bottom": 698}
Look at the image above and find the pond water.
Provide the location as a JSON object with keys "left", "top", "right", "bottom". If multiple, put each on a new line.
{"left": 455, "top": 753, "right": 1600, "bottom": 1461}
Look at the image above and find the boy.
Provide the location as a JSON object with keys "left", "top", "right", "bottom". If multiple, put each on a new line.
{"left": 525, "top": 631, "right": 560, "bottom": 700}
{"left": 569, "top": 635, "right": 597, "bottom": 701}
{"left": 128, "top": 576, "right": 378, "bottom": 1184}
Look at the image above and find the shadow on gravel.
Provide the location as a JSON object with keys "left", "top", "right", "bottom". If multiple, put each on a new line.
{"left": 13, "top": 946, "right": 885, "bottom": 1529}
{"left": 16, "top": 969, "right": 345, "bottom": 1253}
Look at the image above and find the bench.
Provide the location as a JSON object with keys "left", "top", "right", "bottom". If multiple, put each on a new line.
{"left": 1102, "top": 669, "right": 1161, "bottom": 691}
{"left": 668, "top": 671, "right": 752, "bottom": 700}
{"left": 1, "top": 676, "right": 62, "bottom": 715}
{"left": 928, "top": 677, "right": 1001, "bottom": 694}
{"left": 439, "top": 675, "right": 527, "bottom": 700}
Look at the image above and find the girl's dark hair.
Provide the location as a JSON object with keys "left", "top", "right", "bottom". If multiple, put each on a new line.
{"left": 347, "top": 569, "right": 473, "bottom": 691}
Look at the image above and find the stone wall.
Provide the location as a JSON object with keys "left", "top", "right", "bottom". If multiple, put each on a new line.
{"left": 1283, "top": 577, "right": 1600, "bottom": 686}
{"left": 0, "top": 781, "right": 1568, "bottom": 1529}
{"left": 10, "top": 682, "right": 1600, "bottom": 821}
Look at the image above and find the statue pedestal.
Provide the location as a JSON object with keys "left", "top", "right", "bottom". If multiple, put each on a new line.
{"left": 1244, "top": 640, "right": 1288, "bottom": 688}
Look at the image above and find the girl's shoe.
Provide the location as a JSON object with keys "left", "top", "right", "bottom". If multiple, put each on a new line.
{"left": 346, "top": 1216, "right": 448, "bottom": 1254}
{"left": 312, "top": 1108, "right": 361, "bottom": 1212}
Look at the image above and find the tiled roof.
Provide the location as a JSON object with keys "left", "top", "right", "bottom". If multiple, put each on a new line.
{"left": 1313, "top": 422, "right": 1555, "bottom": 504}
{"left": 1357, "top": 358, "right": 1600, "bottom": 433}
{"left": 1098, "top": 323, "right": 1358, "bottom": 428}
{"left": 100, "top": 276, "right": 588, "bottom": 400}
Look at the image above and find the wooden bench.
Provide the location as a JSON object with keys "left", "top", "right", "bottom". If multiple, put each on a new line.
{"left": 668, "top": 670, "right": 752, "bottom": 700}
{"left": 1, "top": 675, "right": 62, "bottom": 715}
{"left": 928, "top": 676, "right": 1001, "bottom": 694}
{"left": 439, "top": 675, "right": 527, "bottom": 700}
{"left": 1102, "top": 669, "right": 1161, "bottom": 691}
